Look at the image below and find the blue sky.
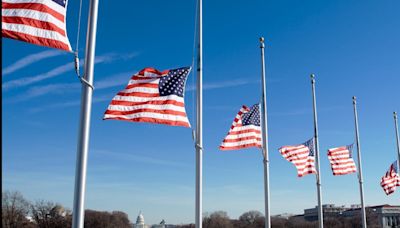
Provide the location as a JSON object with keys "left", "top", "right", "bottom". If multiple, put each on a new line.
{"left": 2, "top": 0, "right": 400, "bottom": 225}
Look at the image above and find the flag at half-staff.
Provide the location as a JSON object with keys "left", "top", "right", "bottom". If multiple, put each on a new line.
{"left": 279, "top": 138, "right": 317, "bottom": 177}
{"left": 104, "top": 67, "right": 192, "bottom": 127}
{"left": 327, "top": 144, "right": 357, "bottom": 175}
{"left": 219, "top": 104, "right": 262, "bottom": 150}
{"left": 380, "top": 161, "right": 400, "bottom": 195}
{"left": 2, "top": 0, "right": 72, "bottom": 51}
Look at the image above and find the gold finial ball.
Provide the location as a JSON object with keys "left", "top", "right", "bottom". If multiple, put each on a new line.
{"left": 260, "top": 37, "right": 265, "bottom": 43}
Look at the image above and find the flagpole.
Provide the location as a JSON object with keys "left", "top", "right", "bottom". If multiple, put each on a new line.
{"left": 310, "top": 74, "right": 324, "bottom": 228}
{"left": 259, "top": 37, "right": 271, "bottom": 228}
{"left": 394, "top": 112, "right": 400, "bottom": 170}
{"left": 72, "top": 0, "right": 99, "bottom": 227}
{"left": 352, "top": 96, "right": 367, "bottom": 228}
{"left": 195, "top": 0, "right": 203, "bottom": 227}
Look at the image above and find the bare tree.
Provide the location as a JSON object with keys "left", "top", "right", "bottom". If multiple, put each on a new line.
{"left": 84, "top": 210, "right": 132, "bottom": 228}
{"left": 177, "top": 224, "right": 195, "bottom": 228}
{"left": 271, "top": 216, "right": 288, "bottom": 228}
{"left": 237, "top": 210, "right": 264, "bottom": 228}
{"left": 110, "top": 211, "right": 132, "bottom": 228}
{"left": 203, "top": 211, "right": 233, "bottom": 228}
{"left": 324, "top": 217, "right": 342, "bottom": 228}
{"left": 286, "top": 216, "right": 317, "bottom": 228}
{"left": 2, "top": 191, "right": 31, "bottom": 228}
{"left": 30, "top": 200, "right": 71, "bottom": 228}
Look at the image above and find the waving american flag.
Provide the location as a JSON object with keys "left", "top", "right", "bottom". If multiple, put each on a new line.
{"left": 104, "top": 67, "right": 191, "bottom": 127}
{"left": 219, "top": 104, "right": 262, "bottom": 150}
{"left": 380, "top": 161, "right": 400, "bottom": 195}
{"left": 2, "top": 0, "right": 72, "bottom": 51}
{"left": 279, "top": 138, "right": 317, "bottom": 177}
{"left": 327, "top": 144, "right": 357, "bottom": 175}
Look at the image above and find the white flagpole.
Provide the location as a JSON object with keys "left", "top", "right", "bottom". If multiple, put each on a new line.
{"left": 72, "top": 0, "right": 99, "bottom": 227}
{"left": 195, "top": 0, "right": 203, "bottom": 227}
{"left": 310, "top": 74, "right": 324, "bottom": 228}
{"left": 352, "top": 97, "right": 367, "bottom": 228}
{"left": 394, "top": 112, "right": 400, "bottom": 170}
{"left": 259, "top": 37, "right": 271, "bottom": 228}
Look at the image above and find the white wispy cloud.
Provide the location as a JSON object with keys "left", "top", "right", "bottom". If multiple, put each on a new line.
{"left": 2, "top": 52, "right": 138, "bottom": 90}
{"left": 94, "top": 150, "right": 189, "bottom": 168}
{"left": 269, "top": 109, "right": 311, "bottom": 117}
{"left": 14, "top": 83, "right": 80, "bottom": 102}
{"left": 186, "top": 78, "right": 257, "bottom": 91}
{"left": 3, "top": 50, "right": 65, "bottom": 75}
{"left": 205, "top": 184, "right": 258, "bottom": 195}
{"left": 11, "top": 70, "right": 135, "bottom": 104}
{"left": 269, "top": 105, "right": 346, "bottom": 117}
{"left": 28, "top": 94, "right": 113, "bottom": 113}
{"left": 32, "top": 83, "right": 78, "bottom": 97}
{"left": 95, "top": 71, "right": 136, "bottom": 90}
{"left": 3, "top": 62, "right": 76, "bottom": 90}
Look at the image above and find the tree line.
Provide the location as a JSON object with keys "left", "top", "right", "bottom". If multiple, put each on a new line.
{"left": 3, "top": 190, "right": 380, "bottom": 228}
{"left": 2, "top": 191, "right": 131, "bottom": 228}
{"left": 178, "top": 210, "right": 380, "bottom": 228}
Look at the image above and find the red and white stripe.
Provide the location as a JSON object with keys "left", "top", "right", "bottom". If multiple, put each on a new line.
{"left": 2, "top": 0, "right": 72, "bottom": 51}
{"left": 380, "top": 162, "right": 400, "bottom": 195}
{"left": 219, "top": 105, "right": 261, "bottom": 150}
{"left": 279, "top": 144, "right": 316, "bottom": 177}
{"left": 103, "top": 68, "right": 190, "bottom": 127}
{"left": 327, "top": 146, "right": 357, "bottom": 175}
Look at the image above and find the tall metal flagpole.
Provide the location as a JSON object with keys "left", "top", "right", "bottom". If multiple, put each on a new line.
{"left": 195, "top": 0, "right": 203, "bottom": 227}
{"left": 352, "top": 97, "right": 367, "bottom": 228}
{"left": 394, "top": 112, "right": 400, "bottom": 170}
{"left": 310, "top": 74, "right": 324, "bottom": 228}
{"left": 259, "top": 37, "right": 271, "bottom": 228}
{"left": 72, "top": 0, "right": 99, "bottom": 227}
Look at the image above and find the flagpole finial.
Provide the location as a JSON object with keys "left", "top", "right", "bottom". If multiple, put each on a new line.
{"left": 260, "top": 37, "right": 265, "bottom": 48}
{"left": 310, "top": 74, "right": 315, "bottom": 83}
{"left": 353, "top": 96, "right": 357, "bottom": 103}
{"left": 395, "top": 112, "right": 398, "bottom": 119}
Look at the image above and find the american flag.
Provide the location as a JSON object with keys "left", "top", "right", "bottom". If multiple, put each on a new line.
{"left": 279, "top": 138, "right": 317, "bottom": 177}
{"left": 2, "top": 0, "right": 72, "bottom": 51}
{"left": 380, "top": 161, "right": 400, "bottom": 195}
{"left": 103, "top": 67, "right": 191, "bottom": 127}
{"left": 219, "top": 104, "right": 262, "bottom": 150}
{"left": 327, "top": 144, "right": 357, "bottom": 175}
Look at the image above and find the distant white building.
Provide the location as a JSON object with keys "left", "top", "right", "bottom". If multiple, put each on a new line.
{"left": 133, "top": 212, "right": 149, "bottom": 228}
{"left": 343, "top": 205, "right": 400, "bottom": 228}
{"left": 303, "top": 204, "right": 400, "bottom": 227}
{"left": 273, "top": 213, "right": 294, "bottom": 219}
{"left": 133, "top": 212, "right": 174, "bottom": 228}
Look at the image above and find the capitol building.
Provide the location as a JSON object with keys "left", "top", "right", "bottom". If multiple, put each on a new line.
{"left": 133, "top": 212, "right": 173, "bottom": 228}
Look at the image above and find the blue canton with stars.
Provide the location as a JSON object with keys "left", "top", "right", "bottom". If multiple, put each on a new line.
{"left": 242, "top": 104, "right": 261, "bottom": 126}
{"left": 52, "top": 0, "right": 67, "bottom": 7}
{"left": 303, "top": 138, "right": 315, "bottom": 156}
{"left": 346, "top": 144, "right": 354, "bottom": 158}
{"left": 159, "top": 67, "right": 191, "bottom": 97}
{"left": 393, "top": 161, "right": 398, "bottom": 173}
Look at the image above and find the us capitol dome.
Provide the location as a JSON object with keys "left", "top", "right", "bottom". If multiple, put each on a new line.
{"left": 133, "top": 212, "right": 169, "bottom": 228}
{"left": 133, "top": 212, "right": 148, "bottom": 228}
